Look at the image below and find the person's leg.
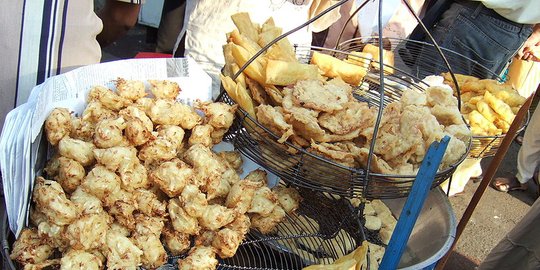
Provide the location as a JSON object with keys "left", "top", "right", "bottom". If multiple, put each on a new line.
{"left": 479, "top": 197, "right": 540, "bottom": 269}
{"left": 516, "top": 107, "right": 540, "bottom": 184}
{"left": 156, "top": 0, "right": 186, "bottom": 54}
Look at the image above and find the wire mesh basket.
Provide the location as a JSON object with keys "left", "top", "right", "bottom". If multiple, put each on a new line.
{"left": 337, "top": 37, "right": 529, "bottom": 159}
{"left": 0, "top": 185, "right": 369, "bottom": 270}
{"left": 220, "top": 43, "right": 471, "bottom": 199}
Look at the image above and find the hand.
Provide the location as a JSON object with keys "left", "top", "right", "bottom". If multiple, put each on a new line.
{"left": 518, "top": 24, "right": 540, "bottom": 62}
{"left": 521, "top": 43, "right": 539, "bottom": 62}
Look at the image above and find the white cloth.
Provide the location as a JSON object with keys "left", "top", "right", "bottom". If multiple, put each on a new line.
{"left": 516, "top": 106, "right": 540, "bottom": 184}
{"left": 176, "top": 0, "right": 316, "bottom": 98}
{"left": 476, "top": 0, "right": 540, "bottom": 24}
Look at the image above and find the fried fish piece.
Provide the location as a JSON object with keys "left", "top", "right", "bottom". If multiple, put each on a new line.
{"left": 45, "top": 108, "right": 72, "bottom": 145}
{"left": 250, "top": 205, "right": 286, "bottom": 234}
{"left": 104, "top": 230, "right": 143, "bottom": 269}
{"left": 183, "top": 144, "right": 228, "bottom": 200}
{"left": 212, "top": 228, "right": 244, "bottom": 259}
{"left": 196, "top": 101, "right": 238, "bottom": 130}
{"left": 82, "top": 101, "right": 118, "bottom": 124}
{"left": 273, "top": 185, "right": 302, "bottom": 214}
{"left": 199, "top": 204, "right": 237, "bottom": 231}
{"left": 81, "top": 165, "right": 122, "bottom": 202}
{"left": 132, "top": 233, "right": 167, "bottom": 269}
{"left": 139, "top": 137, "right": 178, "bottom": 164}
{"left": 133, "top": 189, "right": 167, "bottom": 217}
{"left": 70, "top": 187, "right": 104, "bottom": 215}
{"left": 93, "top": 145, "right": 138, "bottom": 172}
{"left": 70, "top": 117, "right": 95, "bottom": 142}
{"left": 217, "top": 151, "right": 243, "bottom": 172}
{"left": 226, "top": 180, "right": 262, "bottom": 214}
{"left": 180, "top": 184, "right": 208, "bottom": 218}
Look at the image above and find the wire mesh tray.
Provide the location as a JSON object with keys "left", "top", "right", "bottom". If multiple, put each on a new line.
{"left": 0, "top": 186, "right": 368, "bottom": 270}
{"left": 338, "top": 37, "right": 529, "bottom": 159}
{"left": 220, "top": 44, "right": 471, "bottom": 199}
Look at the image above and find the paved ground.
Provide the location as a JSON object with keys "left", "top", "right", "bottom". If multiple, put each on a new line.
{"left": 102, "top": 25, "right": 536, "bottom": 270}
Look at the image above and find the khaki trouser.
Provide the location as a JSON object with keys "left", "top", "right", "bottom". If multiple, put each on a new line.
{"left": 478, "top": 196, "right": 540, "bottom": 269}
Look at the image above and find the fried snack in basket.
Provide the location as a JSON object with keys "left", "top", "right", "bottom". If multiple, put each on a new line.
{"left": 483, "top": 91, "right": 515, "bottom": 124}
{"left": 442, "top": 73, "right": 526, "bottom": 137}
{"left": 311, "top": 51, "right": 367, "bottom": 85}
{"left": 303, "top": 241, "right": 369, "bottom": 270}
{"left": 220, "top": 74, "right": 256, "bottom": 118}
{"left": 265, "top": 59, "right": 319, "bottom": 85}
{"left": 362, "top": 44, "right": 394, "bottom": 74}
{"left": 16, "top": 76, "right": 309, "bottom": 270}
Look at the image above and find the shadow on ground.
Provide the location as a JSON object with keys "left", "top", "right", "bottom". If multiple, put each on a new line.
{"left": 444, "top": 251, "right": 479, "bottom": 270}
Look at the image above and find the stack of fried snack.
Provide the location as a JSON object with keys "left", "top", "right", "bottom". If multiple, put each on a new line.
{"left": 221, "top": 12, "right": 370, "bottom": 119}
{"left": 442, "top": 72, "right": 526, "bottom": 136}
{"left": 221, "top": 13, "right": 469, "bottom": 176}
{"left": 11, "top": 79, "right": 302, "bottom": 270}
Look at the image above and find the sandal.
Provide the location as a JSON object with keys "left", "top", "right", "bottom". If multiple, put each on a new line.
{"left": 492, "top": 177, "right": 528, "bottom": 192}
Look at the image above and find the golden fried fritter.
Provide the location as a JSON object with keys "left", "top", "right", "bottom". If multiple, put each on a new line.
{"left": 115, "top": 78, "right": 147, "bottom": 101}
{"left": 33, "top": 177, "right": 79, "bottom": 226}
{"left": 149, "top": 79, "right": 180, "bottom": 100}
{"left": 45, "top": 108, "right": 72, "bottom": 145}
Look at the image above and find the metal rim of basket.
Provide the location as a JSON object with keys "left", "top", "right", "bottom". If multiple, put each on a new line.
{"left": 0, "top": 186, "right": 370, "bottom": 270}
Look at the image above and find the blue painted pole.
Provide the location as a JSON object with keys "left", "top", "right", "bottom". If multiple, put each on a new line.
{"left": 379, "top": 136, "right": 451, "bottom": 270}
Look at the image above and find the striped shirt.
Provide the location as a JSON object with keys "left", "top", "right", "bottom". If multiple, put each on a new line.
{"left": 0, "top": 0, "right": 141, "bottom": 129}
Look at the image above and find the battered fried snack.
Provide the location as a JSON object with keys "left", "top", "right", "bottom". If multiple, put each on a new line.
{"left": 189, "top": 124, "right": 215, "bottom": 147}
{"left": 10, "top": 228, "right": 54, "bottom": 265}
{"left": 54, "top": 157, "right": 85, "bottom": 194}
{"left": 58, "top": 137, "right": 95, "bottom": 166}
{"left": 45, "top": 108, "right": 72, "bottom": 146}
{"left": 180, "top": 184, "right": 208, "bottom": 218}
{"left": 149, "top": 158, "right": 194, "bottom": 197}
{"left": 104, "top": 230, "right": 143, "bottom": 269}
{"left": 196, "top": 101, "right": 238, "bottom": 130}
{"left": 60, "top": 249, "right": 103, "bottom": 270}
{"left": 311, "top": 51, "right": 367, "bottom": 85}
{"left": 162, "top": 225, "right": 191, "bottom": 256}
{"left": 33, "top": 177, "right": 79, "bottom": 226}
{"left": 168, "top": 198, "right": 200, "bottom": 235}
{"left": 65, "top": 213, "right": 111, "bottom": 251}
{"left": 178, "top": 246, "right": 218, "bottom": 270}
{"left": 115, "top": 78, "right": 147, "bottom": 102}
{"left": 148, "top": 79, "right": 181, "bottom": 100}
{"left": 88, "top": 85, "right": 132, "bottom": 111}
{"left": 133, "top": 233, "right": 168, "bottom": 269}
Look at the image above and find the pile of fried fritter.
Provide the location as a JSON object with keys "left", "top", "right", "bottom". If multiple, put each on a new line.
{"left": 220, "top": 13, "right": 470, "bottom": 176}
{"left": 442, "top": 72, "right": 526, "bottom": 136}
{"left": 11, "top": 79, "right": 302, "bottom": 270}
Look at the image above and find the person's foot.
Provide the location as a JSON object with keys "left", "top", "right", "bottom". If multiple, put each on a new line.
{"left": 492, "top": 176, "right": 528, "bottom": 192}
